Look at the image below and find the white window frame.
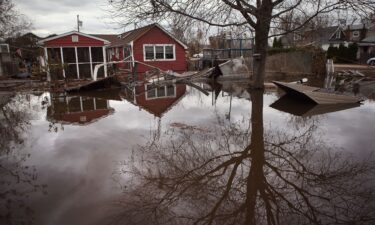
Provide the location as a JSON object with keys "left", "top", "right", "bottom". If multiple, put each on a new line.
{"left": 352, "top": 30, "right": 360, "bottom": 38}
{"left": 335, "top": 31, "right": 341, "bottom": 39}
{"left": 0, "top": 44, "right": 9, "bottom": 53}
{"left": 143, "top": 44, "right": 176, "bottom": 61}
{"left": 145, "top": 84, "right": 176, "bottom": 100}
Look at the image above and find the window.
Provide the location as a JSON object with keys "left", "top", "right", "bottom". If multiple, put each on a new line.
{"left": 143, "top": 44, "right": 175, "bottom": 61}
{"left": 0, "top": 44, "right": 9, "bottom": 53}
{"left": 293, "top": 33, "right": 302, "bottom": 41}
{"left": 146, "top": 84, "right": 176, "bottom": 99}
{"left": 155, "top": 46, "right": 164, "bottom": 59}
{"left": 145, "top": 46, "right": 154, "bottom": 60}
{"left": 165, "top": 46, "right": 174, "bottom": 59}
{"left": 335, "top": 31, "right": 341, "bottom": 39}
{"left": 72, "top": 35, "right": 79, "bottom": 42}
{"left": 352, "top": 30, "right": 360, "bottom": 38}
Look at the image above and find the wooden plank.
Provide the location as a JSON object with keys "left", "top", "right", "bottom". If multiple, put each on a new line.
{"left": 273, "top": 81, "right": 320, "bottom": 92}
{"left": 270, "top": 95, "right": 360, "bottom": 117}
{"left": 66, "top": 76, "right": 121, "bottom": 93}
{"left": 273, "top": 81, "right": 361, "bottom": 104}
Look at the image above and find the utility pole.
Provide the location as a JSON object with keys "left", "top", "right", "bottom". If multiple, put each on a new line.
{"left": 77, "top": 15, "right": 82, "bottom": 32}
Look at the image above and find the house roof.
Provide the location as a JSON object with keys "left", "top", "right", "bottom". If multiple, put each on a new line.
{"left": 38, "top": 31, "right": 111, "bottom": 45}
{"left": 360, "top": 35, "right": 375, "bottom": 43}
{"left": 94, "top": 23, "right": 188, "bottom": 49}
{"left": 136, "top": 91, "right": 187, "bottom": 118}
{"left": 280, "top": 26, "right": 338, "bottom": 46}
{"left": 345, "top": 23, "right": 374, "bottom": 30}
{"left": 91, "top": 34, "right": 120, "bottom": 44}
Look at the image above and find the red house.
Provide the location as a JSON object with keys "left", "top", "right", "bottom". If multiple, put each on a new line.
{"left": 47, "top": 93, "right": 114, "bottom": 125}
{"left": 39, "top": 23, "right": 188, "bottom": 81}
{"left": 121, "top": 83, "right": 187, "bottom": 117}
{"left": 39, "top": 31, "right": 110, "bottom": 81}
{"left": 94, "top": 23, "right": 188, "bottom": 76}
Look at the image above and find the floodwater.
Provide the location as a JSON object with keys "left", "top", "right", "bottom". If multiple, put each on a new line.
{"left": 1, "top": 80, "right": 375, "bottom": 225}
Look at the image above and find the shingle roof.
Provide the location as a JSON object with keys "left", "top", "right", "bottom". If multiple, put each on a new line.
{"left": 91, "top": 34, "right": 119, "bottom": 44}
{"left": 361, "top": 35, "right": 375, "bottom": 43}
{"left": 92, "top": 23, "right": 188, "bottom": 49}
{"left": 119, "top": 23, "right": 156, "bottom": 46}
{"left": 345, "top": 23, "right": 374, "bottom": 30}
{"left": 92, "top": 24, "right": 156, "bottom": 47}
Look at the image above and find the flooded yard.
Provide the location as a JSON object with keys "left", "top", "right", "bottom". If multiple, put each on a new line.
{"left": 1, "top": 80, "right": 375, "bottom": 225}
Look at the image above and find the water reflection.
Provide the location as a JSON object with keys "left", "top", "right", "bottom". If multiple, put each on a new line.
{"left": 47, "top": 93, "right": 114, "bottom": 127}
{"left": 1, "top": 80, "right": 375, "bottom": 225}
{"left": 0, "top": 94, "right": 47, "bottom": 225}
{"left": 132, "top": 83, "right": 187, "bottom": 117}
{"left": 46, "top": 84, "right": 188, "bottom": 128}
{"left": 112, "top": 89, "right": 375, "bottom": 225}
{"left": 270, "top": 95, "right": 361, "bottom": 117}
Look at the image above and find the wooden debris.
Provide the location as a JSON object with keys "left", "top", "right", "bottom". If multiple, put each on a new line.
{"left": 270, "top": 95, "right": 360, "bottom": 117}
{"left": 273, "top": 81, "right": 362, "bottom": 104}
{"left": 65, "top": 76, "right": 121, "bottom": 93}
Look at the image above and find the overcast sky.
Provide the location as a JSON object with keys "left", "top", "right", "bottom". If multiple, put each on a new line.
{"left": 13, "top": 0, "right": 122, "bottom": 37}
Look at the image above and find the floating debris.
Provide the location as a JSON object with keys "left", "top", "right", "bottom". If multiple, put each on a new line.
{"left": 273, "top": 81, "right": 362, "bottom": 104}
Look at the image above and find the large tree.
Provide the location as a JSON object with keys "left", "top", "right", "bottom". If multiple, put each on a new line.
{"left": 0, "top": 0, "right": 31, "bottom": 40}
{"left": 111, "top": 91, "right": 375, "bottom": 225}
{"left": 109, "top": 0, "right": 375, "bottom": 88}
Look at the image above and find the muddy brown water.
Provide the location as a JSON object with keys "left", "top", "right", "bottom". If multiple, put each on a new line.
{"left": 1, "top": 81, "right": 375, "bottom": 225}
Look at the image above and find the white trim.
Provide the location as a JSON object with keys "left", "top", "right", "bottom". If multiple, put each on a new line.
{"left": 60, "top": 47, "right": 66, "bottom": 78}
{"left": 145, "top": 84, "right": 176, "bottom": 100}
{"left": 130, "top": 41, "right": 135, "bottom": 66}
{"left": 89, "top": 47, "right": 93, "bottom": 78}
{"left": 38, "top": 31, "right": 111, "bottom": 45}
{"left": 42, "top": 45, "right": 105, "bottom": 48}
{"left": 80, "top": 97, "right": 83, "bottom": 112}
{"left": 103, "top": 46, "right": 107, "bottom": 77}
{"left": 93, "top": 98, "right": 97, "bottom": 111}
{"left": 143, "top": 44, "right": 176, "bottom": 61}
{"left": 75, "top": 47, "right": 80, "bottom": 79}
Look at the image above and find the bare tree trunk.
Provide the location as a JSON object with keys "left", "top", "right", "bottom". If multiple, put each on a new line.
{"left": 253, "top": 4, "right": 273, "bottom": 89}
{"left": 245, "top": 90, "right": 265, "bottom": 225}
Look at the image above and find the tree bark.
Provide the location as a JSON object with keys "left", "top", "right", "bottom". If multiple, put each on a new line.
{"left": 245, "top": 89, "right": 265, "bottom": 225}
{"left": 252, "top": 3, "right": 273, "bottom": 89}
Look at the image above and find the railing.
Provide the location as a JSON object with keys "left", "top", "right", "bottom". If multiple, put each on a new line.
{"left": 202, "top": 48, "right": 253, "bottom": 60}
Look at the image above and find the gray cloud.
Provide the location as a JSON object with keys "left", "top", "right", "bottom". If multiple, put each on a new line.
{"left": 13, "top": 0, "right": 119, "bottom": 37}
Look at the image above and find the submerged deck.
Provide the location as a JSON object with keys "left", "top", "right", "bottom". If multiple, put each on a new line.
{"left": 273, "top": 81, "right": 361, "bottom": 104}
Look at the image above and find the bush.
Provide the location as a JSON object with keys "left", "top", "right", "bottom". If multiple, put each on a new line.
{"left": 326, "top": 43, "right": 358, "bottom": 63}
{"left": 272, "top": 37, "right": 283, "bottom": 49}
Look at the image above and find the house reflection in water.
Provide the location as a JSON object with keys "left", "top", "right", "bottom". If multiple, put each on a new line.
{"left": 47, "top": 93, "right": 114, "bottom": 125}
{"left": 127, "top": 83, "right": 187, "bottom": 118}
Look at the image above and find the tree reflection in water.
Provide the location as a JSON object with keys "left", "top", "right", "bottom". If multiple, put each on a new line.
{"left": 112, "top": 90, "right": 375, "bottom": 225}
{"left": 0, "top": 94, "right": 47, "bottom": 225}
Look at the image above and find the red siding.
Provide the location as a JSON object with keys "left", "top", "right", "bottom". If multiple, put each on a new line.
{"left": 61, "top": 109, "right": 111, "bottom": 124}
{"left": 133, "top": 26, "right": 187, "bottom": 73}
{"left": 135, "top": 84, "right": 186, "bottom": 117}
{"left": 44, "top": 34, "right": 105, "bottom": 47}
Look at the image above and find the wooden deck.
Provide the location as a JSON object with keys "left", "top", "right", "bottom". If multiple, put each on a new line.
{"left": 65, "top": 76, "right": 122, "bottom": 93}
{"left": 273, "top": 81, "right": 361, "bottom": 104}
{"left": 270, "top": 95, "right": 360, "bottom": 117}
